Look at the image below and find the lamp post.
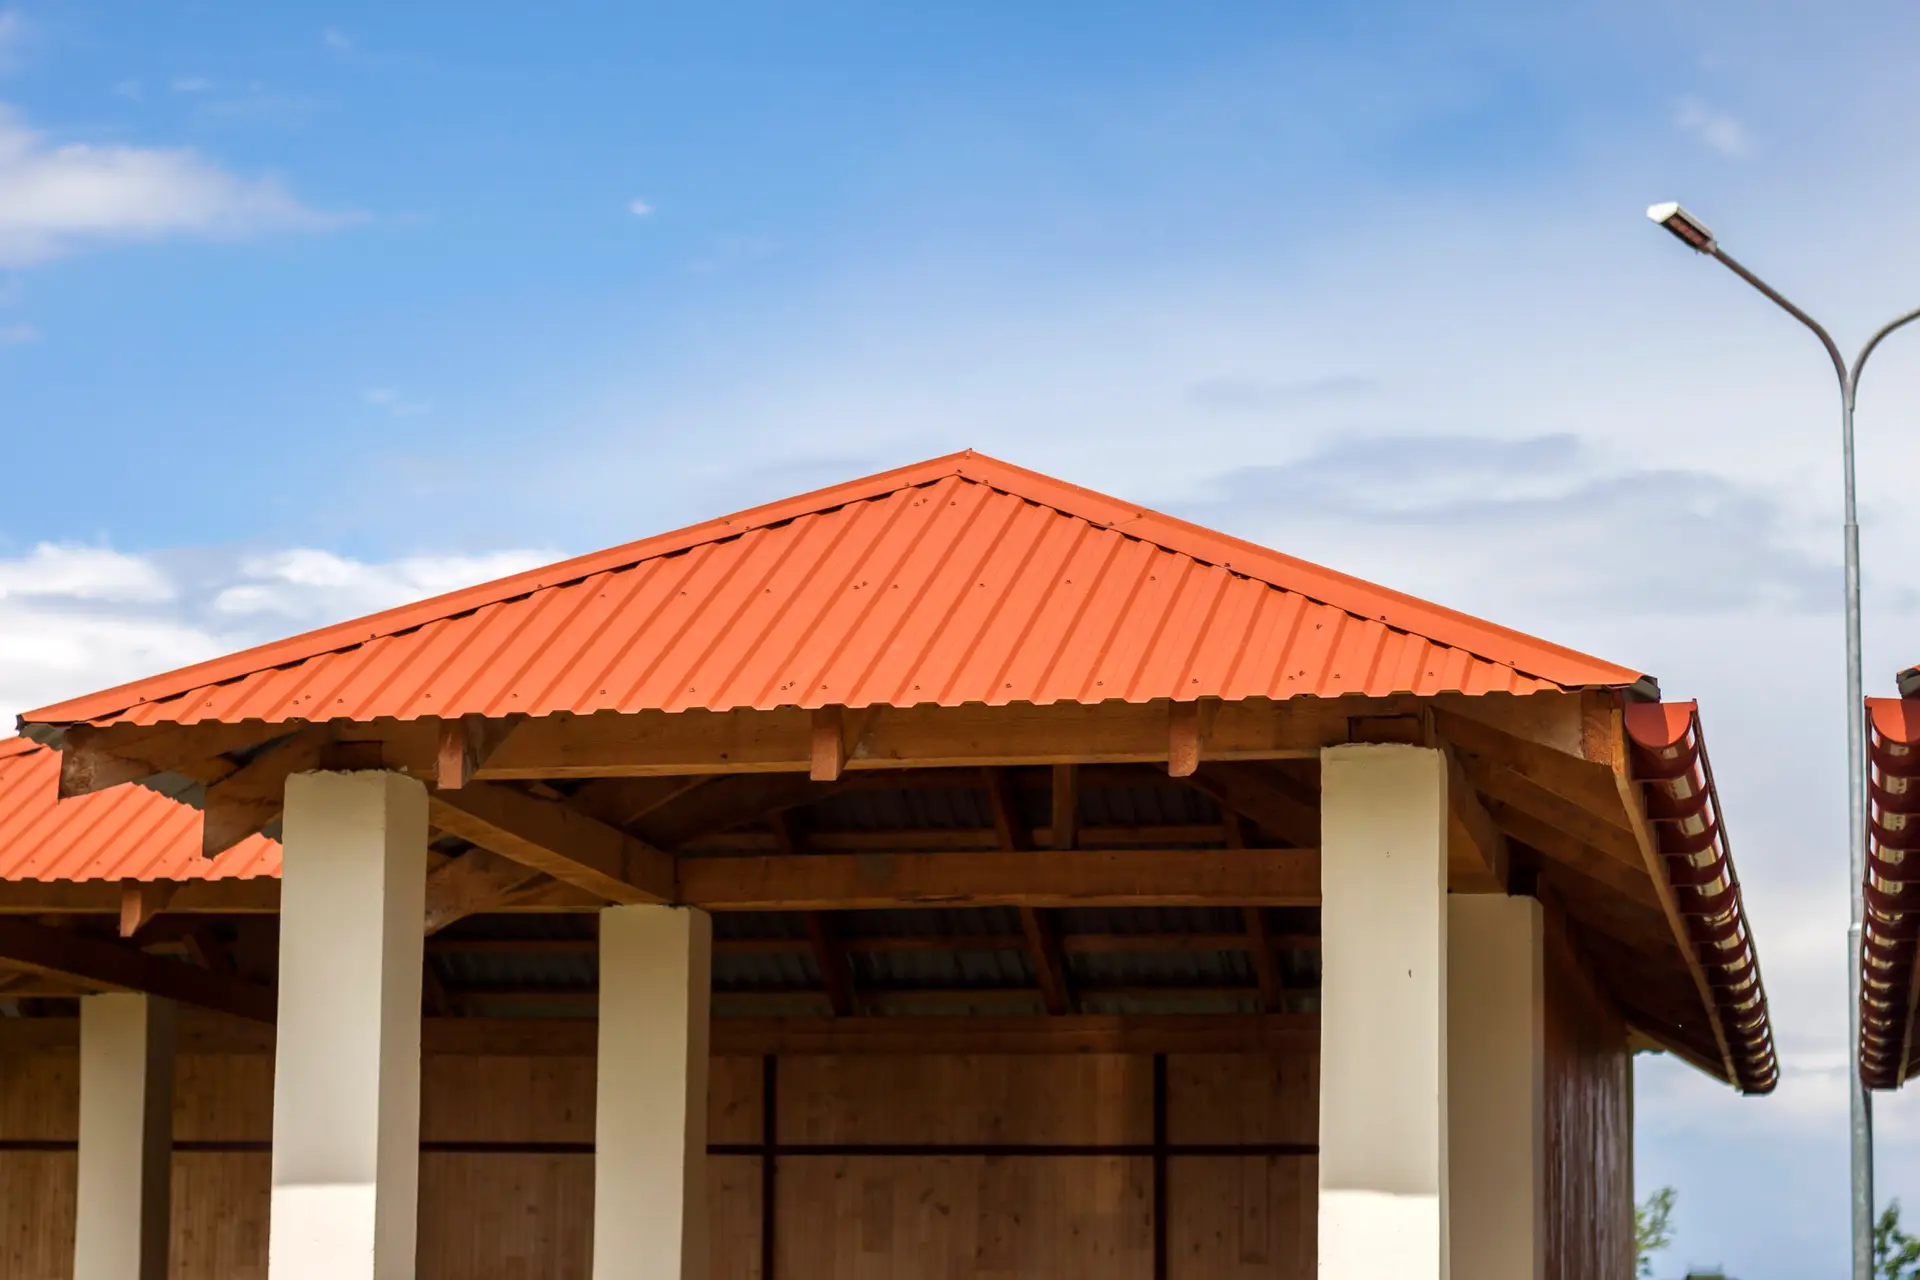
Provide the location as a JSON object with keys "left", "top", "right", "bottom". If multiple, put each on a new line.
{"left": 1648, "top": 200, "right": 1920, "bottom": 1280}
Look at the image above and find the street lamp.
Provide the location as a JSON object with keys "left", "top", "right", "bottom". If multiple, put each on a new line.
{"left": 1648, "top": 200, "right": 1920, "bottom": 1280}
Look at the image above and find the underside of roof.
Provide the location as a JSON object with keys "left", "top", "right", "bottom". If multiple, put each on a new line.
{"left": 18, "top": 451, "right": 1652, "bottom": 735}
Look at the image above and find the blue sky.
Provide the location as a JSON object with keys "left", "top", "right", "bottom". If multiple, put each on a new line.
{"left": 8, "top": 2, "right": 1920, "bottom": 1275}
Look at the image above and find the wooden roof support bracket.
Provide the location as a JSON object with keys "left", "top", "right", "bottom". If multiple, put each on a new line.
{"left": 201, "top": 724, "right": 336, "bottom": 859}
{"left": 435, "top": 714, "right": 525, "bottom": 790}
{"left": 119, "top": 879, "right": 179, "bottom": 939}
{"left": 1168, "top": 700, "right": 1203, "bottom": 777}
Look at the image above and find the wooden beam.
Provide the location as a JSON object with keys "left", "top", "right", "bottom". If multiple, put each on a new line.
{"left": 1179, "top": 762, "right": 1318, "bottom": 848}
{"left": 803, "top": 912, "right": 857, "bottom": 1016}
{"left": 1168, "top": 701, "right": 1202, "bottom": 777}
{"left": 476, "top": 698, "right": 1395, "bottom": 779}
{"left": 810, "top": 706, "right": 846, "bottom": 781}
{"left": 1242, "top": 907, "right": 1284, "bottom": 1012}
{"left": 427, "top": 784, "right": 674, "bottom": 905}
{"left": 1431, "top": 704, "right": 1630, "bottom": 830}
{"left": 982, "top": 767, "right": 1031, "bottom": 852}
{"left": 565, "top": 775, "right": 715, "bottom": 829}
{"left": 201, "top": 726, "right": 333, "bottom": 858}
{"left": 1021, "top": 907, "right": 1073, "bottom": 1015}
{"left": 434, "top": 715, "right": 522, "bottom": 790}
{"left": 57, "top": 722, "right": 293, "bottom": 798}
{"left": 421, "top": 848, "right": 547, "bottom": 934}
{"left": 1481, "top": 798, "right": 1658, "bottom": 909}
{"left": 0, "top": 918, "right": 274, "bottom": 1022}
{"left": 1444, "top": 748, "right": 1509, "bottom": 894}
{"left": 118, "top": 880, "right": 178, "bottom": 938}
{"left": 1051, "top": 764, "right": 1080, "bottom": 850}
{"left": 0, "top": 880, "right": 279, "bottom": 915}
{"left": 676, "top": 846, "right": 1319, "bottom": 910}
{"left": 637, "top": 773, "right": 848, "bottom": 850}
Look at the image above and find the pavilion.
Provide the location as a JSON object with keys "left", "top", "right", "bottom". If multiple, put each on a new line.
{"left": 0, "top": 451, "right": 1773, "bottom": 1279}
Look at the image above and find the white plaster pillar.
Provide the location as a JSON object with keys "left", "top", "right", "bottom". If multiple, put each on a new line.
{"left": 1447, "top": 894, "right": 1545, "bottom": 1280}
{"left": 593, "top": 904, "right": 712, "bottom": 1280}
{"left": 1318, "top": 743, "right": 1449, "bottom": 1280}
{"left": 269, "top": 771, "right": 427, "bottom": 1280}
{"left": 73, "top": 992, "right": 175, "bottom": 1280}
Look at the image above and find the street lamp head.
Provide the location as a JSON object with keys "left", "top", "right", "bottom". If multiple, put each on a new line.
{"left": 1647, "top": 201, "right": 1717, "bottom": 254}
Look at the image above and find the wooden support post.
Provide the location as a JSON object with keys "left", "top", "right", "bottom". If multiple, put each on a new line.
{"left": 118, "top": 880, "right": 178, "bottom": 939}
{"left": 1319, "top": 744, "right": 1449, "bottom": 1280}
{"left": 269, "top": 771, "right": 427, "bottom": 1280}
{"left": 594, "top": 905, "right": 712, "bottom": 1280}
{"left": 73, "top": 993, "right": 175, "bottom": 1280}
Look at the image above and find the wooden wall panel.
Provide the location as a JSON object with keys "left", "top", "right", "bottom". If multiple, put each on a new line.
{"left": 172, "top": 1152, "right": 269, "bottom": 1278}
{"left": 1543, "top": 908, "right": 1634, "bottom": 1280}
{"left": 777, "top": 1155, "right": 1153, "bottom": 1279}
{"left": 1168, "top": 1156, "right": 1314, "bottom": 1280}
{"left": 0, "top": 1150, "right": 74, "bottom": 1277}
{"left": 778, "top": 1054, "right": 1152, "bottom": 1144}
{"left": 0, "top": 1043, "right": 1319, "bottom": 1278}
{"left": 1166, "top": 1054, "right": 1317, "bottom": 1145}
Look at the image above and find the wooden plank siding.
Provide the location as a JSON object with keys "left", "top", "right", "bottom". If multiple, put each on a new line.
{"left": 1544, "top": 904, "right": 1635, "bottom": 1280}
{"left": 0, "top": 1043, "right": 1316, "bottom": 1279}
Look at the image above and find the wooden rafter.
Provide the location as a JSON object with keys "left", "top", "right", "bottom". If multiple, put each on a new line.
{"left": 202, "top": 725, "right": 334, "bottom": 858}
{"left": 422, "top": 848, "right": 548, "bottom": 934}
{"left": 1242, "top": 907, "right": 1284, "bottom": 1012}
{"left": 984, "top": 765, "right": 1074, "bottom": 1015}
{"left": 0, "top": 917, "right": 274, "bottom": 1022}
{"left": 803, "top": 912, "right": 857, "bottom": 1016}
{"left": 427, "top": 783, "right": 674, "bottom": 905}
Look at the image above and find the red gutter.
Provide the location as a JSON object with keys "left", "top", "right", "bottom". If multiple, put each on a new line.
{"left": 1625, "top": 702, "right": 1777, "bottom": 1094}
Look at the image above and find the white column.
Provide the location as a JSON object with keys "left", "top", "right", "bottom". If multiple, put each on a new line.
{"left": 594, "top": 904, "right": 712, "bottom": 1280}
{"left": 1318, "top": 743, "right": 1449, "bottom": 1280}
{"left": 73, "top": 993, "right": 176, "bottom": 1280}
{"left": 269, "top": 771, "right": 427, "bottom": 1280}
{"left": 1447, "top": 895, "right": 1545, "bottom": 1280}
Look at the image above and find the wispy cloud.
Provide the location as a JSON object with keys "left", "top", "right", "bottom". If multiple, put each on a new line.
{"left": 322, "top": 27, "right": 352, "bottom": 54}
{"left": 170, "top": 76, "right": 213, "bottom": 95}
{"left": 628, "top": 197, "right": 655, "bottom": 217}
{"left": 112, "top": 79, "right": 143, "bottom": 102}
{"left": 363, "top": 386, "right": 429, "bottom": 417}
{"left": 0, "top": 542, "right": 554, "bottom": 728}
{"left": 0, "top": 103, "right": 353, "bottom": 267}
{"left": 0, "top": 320, "right": 35, "bottom": 344}
{"left": 1675, "top": 95, "right": 1753, "bottom": 157}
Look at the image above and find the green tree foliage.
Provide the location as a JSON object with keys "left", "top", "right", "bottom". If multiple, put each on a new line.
{"left": 1635, "top": 1187, "right": 1677, "bottom": 1278}
{"left": 1879, "top": 1201, "right": 1920, "bottom": 1280}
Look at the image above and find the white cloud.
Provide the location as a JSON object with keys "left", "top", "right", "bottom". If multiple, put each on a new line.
{"left": 1675, "top": 95, "right": 1753, "bottom": 156}
{"left": 170, "top": 76, "right": 212, "bottom": 94}
{"left": 322, "top": 28, "right": 352, "bottom": 53}
{"left": 628, "top": 197, "right": 655, "bottom": 216}
{"left": 0, "top": 103, "right": 349, "bottom": 267}
{"left": 0, "top": 542, "right": 555, "bottom": 729}
{"left": 0, "top": 544, "right": 173, "bottom": 603}
{"left": 112, "top": 79, "right": 142, "bottom": 102}
{"left": 0, "top": 320, "right": 33, "bottom": 344}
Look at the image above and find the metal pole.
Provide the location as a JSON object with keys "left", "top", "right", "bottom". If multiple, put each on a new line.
{"left": 1663, "top": 235, "right": 1920, "bottom": 1280}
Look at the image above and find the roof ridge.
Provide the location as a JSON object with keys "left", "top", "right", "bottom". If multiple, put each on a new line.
{"left": 20, "top": 448, "right": 1644, "bottom": 729}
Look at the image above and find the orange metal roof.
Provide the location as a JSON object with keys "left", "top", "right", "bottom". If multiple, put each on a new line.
{"left": 19, "top": 451, "right": 1649, "bottom": 733}
{"left": 0, "top": 737, "right": 279, "bottom": 882}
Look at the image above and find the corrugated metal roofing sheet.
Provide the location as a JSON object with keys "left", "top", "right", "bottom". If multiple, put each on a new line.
{"left": 0, "top": 737, "right": 279, "bottom": 882}
{"left": 20, "top": 451, "right": 1647, "bottom": 733}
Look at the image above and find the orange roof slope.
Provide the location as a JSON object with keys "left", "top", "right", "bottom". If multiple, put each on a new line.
{"left": 0, "top": 738, "right": 278, "bottom": 882}
{"left": 20, "top": 452, "right": 1648, "bottom": 732}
